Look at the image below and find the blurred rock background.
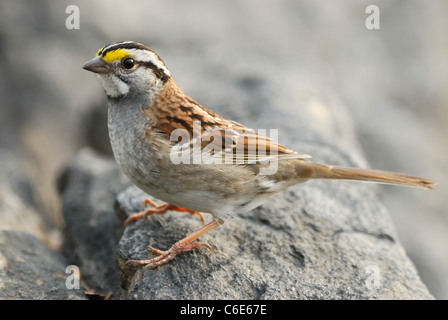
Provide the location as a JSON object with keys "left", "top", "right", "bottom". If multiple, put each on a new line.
{"left": 0, "top": 0, "right": 446, "bottom": 298}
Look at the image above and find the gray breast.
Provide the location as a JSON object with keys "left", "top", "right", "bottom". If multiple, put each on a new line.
{"left": 107, "top": 101, "right": 160, "bottom": 189}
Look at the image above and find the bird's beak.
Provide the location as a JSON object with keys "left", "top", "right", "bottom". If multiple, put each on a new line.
{"left": 82, "top": 56, "right": 110, "bottom": 74}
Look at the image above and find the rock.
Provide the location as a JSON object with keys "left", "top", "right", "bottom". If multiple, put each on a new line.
{"left": 57, "top": 148, "right": 131, "bottom": 298}
{"left": 0, "top": 148, "right": 87, "bottom": 299}
{"left": 0, "top": 230, "right": 87, "bottom": 300}
{"left": 116, "top": 182, "right": 432, "bottom": 300}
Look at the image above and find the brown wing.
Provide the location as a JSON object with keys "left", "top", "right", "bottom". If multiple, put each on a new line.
{"left": 145, "top": 82, "right": 311, "bottom": 164}
{"left": 200, "top": 120, "right": 311, "bottom": 163}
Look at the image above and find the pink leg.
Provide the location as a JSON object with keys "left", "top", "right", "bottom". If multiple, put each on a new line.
{"left": 123, "top": 198, "right": 205, "bottom": 226}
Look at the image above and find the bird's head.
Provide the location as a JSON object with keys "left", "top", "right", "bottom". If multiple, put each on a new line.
{"left": 83, "top": 41, "right": 170, "bottom": 99}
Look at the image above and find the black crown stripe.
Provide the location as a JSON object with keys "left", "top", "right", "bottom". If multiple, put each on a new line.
{"left": 101, "top": 41, "right": 149, "bottom": 56}
{"left": 140, "top": 61, "right": 170, "bottom": 83}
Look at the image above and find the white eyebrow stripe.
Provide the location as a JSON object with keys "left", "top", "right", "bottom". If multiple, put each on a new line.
{"left": 126, "top": 49, "right": 171, "bottom": 77}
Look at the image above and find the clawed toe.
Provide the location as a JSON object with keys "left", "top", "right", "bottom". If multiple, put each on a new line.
{"left": 126, "top": 220, "right": 222, "bottom": 269}
{"left": 126, "top": 241, "right": 214, "bottom": 269}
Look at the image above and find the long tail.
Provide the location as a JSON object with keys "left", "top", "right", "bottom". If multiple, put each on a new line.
{"left": 306, "top": 163, "right": 435, "bottom": 190}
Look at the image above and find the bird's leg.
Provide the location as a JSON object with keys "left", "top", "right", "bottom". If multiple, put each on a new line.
{"left": 123, "top": 198, "right": 205, "bottom": 226}
{"left": 126, "top": 219, "right": 223, "bottom": 269}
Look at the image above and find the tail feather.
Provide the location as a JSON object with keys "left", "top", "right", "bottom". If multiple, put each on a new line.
{"left": 308, "top": 163, "right": 435, "bottom": 190}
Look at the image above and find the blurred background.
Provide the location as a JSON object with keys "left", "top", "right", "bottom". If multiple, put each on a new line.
{"left": 0, "top": 0, "right": 446, "bottom": 298}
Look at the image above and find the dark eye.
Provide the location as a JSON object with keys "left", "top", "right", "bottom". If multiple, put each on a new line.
{"left": 122, "top": 58, "right": 135, "bottom": 69}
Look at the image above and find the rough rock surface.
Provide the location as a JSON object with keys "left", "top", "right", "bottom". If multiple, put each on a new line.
{"left": 0, "top": 230, "right": 86, "bottom": 300}
{"left": 0, "top": 149, "right": 87, "bottom": 299}
{"left": 58, "top": 150, "right": 433, "bottom": 299}
{"left": 57, "top": 148, "right": 131, "bottom": 298}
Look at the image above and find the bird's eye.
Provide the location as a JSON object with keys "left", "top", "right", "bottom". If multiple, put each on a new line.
{"left": 122, "top": 58, "right": 135, "bottom": 69}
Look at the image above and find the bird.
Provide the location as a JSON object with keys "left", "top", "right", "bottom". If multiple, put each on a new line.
{"left": 82, "top": 41, "right": 435, "bottom": 269}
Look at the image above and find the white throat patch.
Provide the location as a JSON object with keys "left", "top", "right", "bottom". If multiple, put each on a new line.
{"left": 98, "top": 74, "right": 130, "bottom": 98}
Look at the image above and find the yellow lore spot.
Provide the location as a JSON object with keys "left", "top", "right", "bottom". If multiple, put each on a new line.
{"left": 102, "top": 49, "right": 130, "bottom": 62}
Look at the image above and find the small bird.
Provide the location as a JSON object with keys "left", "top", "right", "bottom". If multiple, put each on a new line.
{"left": 83, "top": 41, "right": 435, "bottom": 269}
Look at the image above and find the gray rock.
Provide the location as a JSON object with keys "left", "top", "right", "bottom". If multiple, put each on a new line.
{"left": 0, "top": 230, "right": 86, "bottom": 300}
{"left": 58, "top": 148, "right": 131, "bottom": 298}
{"left": 116, "top": 178, "right": 432, "bottom": 300}
{"left": 0, "top": 148, "right": 86, "bottom": 300}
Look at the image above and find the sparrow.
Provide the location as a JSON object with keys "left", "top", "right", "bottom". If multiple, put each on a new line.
{"left": 83, "top": 41, "right": 435, "bottom": 268}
